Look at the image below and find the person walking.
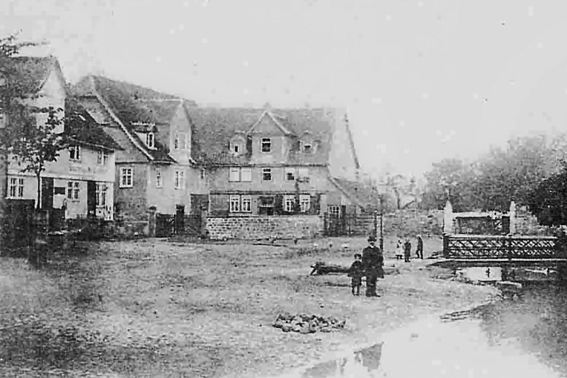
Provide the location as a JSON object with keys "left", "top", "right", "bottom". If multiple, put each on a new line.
{"left": 416, "top": 235, "right": 424, "bottom": 259}
{"left": 403, "top": 238, "right": 412, "bottom": 263}
{"left": 362, "top": 235, "right": 384, "bottom": 297}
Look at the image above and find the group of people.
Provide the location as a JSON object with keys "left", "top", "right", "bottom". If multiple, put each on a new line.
{"left": 347, "top": 235, "right": 425, "bottom": 297}
{"left": 395, "top": 235, "right": 424, "bottom": 262}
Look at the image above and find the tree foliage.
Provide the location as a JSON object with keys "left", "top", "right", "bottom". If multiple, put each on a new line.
{"left": 527, "top": 163, "right": 567, "bottom": 226}
{"left": 421, "top": 133, "right": 567, "bottom": 212}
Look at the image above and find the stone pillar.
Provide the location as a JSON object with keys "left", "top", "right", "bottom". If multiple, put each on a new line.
{"left": 509, "top": 201, "right": 516, "bottom": 235}
{"left": 443, "top": 200, "right": 453, "bottom": 235}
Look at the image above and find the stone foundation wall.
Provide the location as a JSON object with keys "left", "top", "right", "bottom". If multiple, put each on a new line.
{"left": 206, "top": 216, "right": 323, "bottom": 240}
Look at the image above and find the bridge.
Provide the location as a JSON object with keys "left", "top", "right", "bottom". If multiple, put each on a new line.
{"left": 434, "top": 234, "right": 567, "bottom": 274}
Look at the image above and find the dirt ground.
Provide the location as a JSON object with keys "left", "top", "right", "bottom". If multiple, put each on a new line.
{"left": 0, "top": 235, "right": 497, "bottom": 378}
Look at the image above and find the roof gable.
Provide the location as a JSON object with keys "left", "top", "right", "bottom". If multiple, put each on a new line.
{"left": 247, "top": 111, "right": 292, "bottom": 135}
{"left": 6, "top": 56, "right": 65, "bottom": 96}
{"left": 189, "top": 106, "right": 339, "bottom": 166}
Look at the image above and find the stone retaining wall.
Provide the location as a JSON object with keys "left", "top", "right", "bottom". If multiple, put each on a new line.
{"left": 206, "top": 216, "right": 323, "bottom": 240}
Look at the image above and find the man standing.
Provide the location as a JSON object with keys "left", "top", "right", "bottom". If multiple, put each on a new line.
{"left": 416, "top": 235, "right": 424, "bottom": 259}
{"left": 362, "top": 235, "right": 384, "bottom": 297}
{"left": 404, "top": 238, "right": 412, "bottom": 263}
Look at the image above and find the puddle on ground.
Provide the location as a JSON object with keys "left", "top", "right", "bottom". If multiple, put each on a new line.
{"left": 278, "top": 287, "right": 567, "bottom": 378}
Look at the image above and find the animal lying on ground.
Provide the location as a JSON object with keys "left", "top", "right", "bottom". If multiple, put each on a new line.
{"left": 310, "top": 261, "right": 350, "bottom": 275}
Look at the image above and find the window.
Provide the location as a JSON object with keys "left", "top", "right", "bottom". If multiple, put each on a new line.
{"left": 8, "top": 177, "right": 23, "bottom": 198}
{"left": 329, "top": 205, "right": 340, "bottom": 216}
{"left": 175, "top": 170, "right": 185, "bottom": 189}
{"left": 241, "top": 196, "right": 252, "bottom": 212}
{"left": 285, "top": 168, "right": 296, "bottom": 181}
{"left": 174, "top": 133, "right": 187, "bottom": 150}
{"left": 97, "top": 150, "right": 109, "bottom": 166}
{"left": 95, "top": 183, "right": 108, "bottom": 207}
{"left": 120, "top": 167, "right": 133, "bottom": 188}
{"left": 200, "top": 169, "right": 205, "bottom": 180}
{"left": 146, "top": 132, "right": 155, "bottom": 149}
{"left": 229, "top": 167, "right": 240, "bottom": 182}
{"left": 284, "top": 195, "right": 295, "bottom": 212}
{"left": 156, "top": 167, "right": 162, "bottom": 188}
{"left": 300, "top": 195, "right": 311, "bottom": 212}
{"left": 0, "top": 111, "right": 5, "bottom": 129}
{"left": 229, "top": 195, "right": 240, "bottom": 212}
{"left": 69, "top": 145, "right": 81, "bottom": 161}
{"left": 258, "top": 196, "right": 274, "bottom": 215}
{"left": 303, "top": 143, "right": 312, "bottom": 153}
{"left": 233, "top": 144, "right": 239, "bottom": 153}
{"left": 261, "top": 138, "right": 271, "bottom": 152}
{"left": 241, "top": 168, "right": 252, "bottom": 182}
{"left": 67, "top": 181, "right": 80, "bottom": 200}
{"left": 262, "top": 168, "right": 272, "bottom": 181}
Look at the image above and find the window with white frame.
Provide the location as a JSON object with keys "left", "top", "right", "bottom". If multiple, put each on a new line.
{"left": 95, "top": 183, "right": 108, "bottom": 207}
{"left": 229, "top": 167, "right": 240, "bottom": 182}
{"left": 285, "top": 167, "right": 296, "bottom": 181}
{"left": 97, "top": 150, "right": 109, "bottom": 166}
{"left": 229, "top": 195, "right": 240, "bottom": 212}
{"left": 262, "top": 168, "right": 272, "bottom": 181}
{"left": 229, "top": 195, "right": 252, "bottom": 213}
{"left": 284, "top": 195, "right": 295, "bottom": 212}
{"left": 241, "top": 168, "right": 252, "bottom": 182}
{"left": 174, "top": 133, "right": 187, "bottom": 150}
{"left": 146, "top": 132, "right": 155, "bottom": 149}
{"left": 300, "top": 195, "right": 311, "bottom": 212}
{"left": 329, "top": 205, "right": 340, "bottom": 216}
{"left": 241, "top": 196, "right": 252, "bottom": 212}
{"left": 120, "top": 167, "right": 133, "bottom": 187}
{"left": 261, "top": 138, "right": 271, "bottom": 153}
{"left": 174, "top": 170, "right": 185, "bottom": 189}
{"left": 67, "top": 181, "right": 80, "bottom": 200}
{"left": 8, "top": 177, "right": 24, "bottom": 198}
{"left": 69, "top": 145, "right": 81, "bottom": 161}
{"left": 156, "top": 167, "right": 162, "bottom": 188}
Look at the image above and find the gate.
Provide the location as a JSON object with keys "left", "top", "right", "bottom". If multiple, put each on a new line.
{"left": 156, "top": 213, "right": 175, "bottom": 237}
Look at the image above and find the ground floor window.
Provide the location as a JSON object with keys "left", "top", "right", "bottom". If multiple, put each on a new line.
{"left": 300, "top": 195, "right": 311, "bottom": 212}
{"left": 67, "top": 181, "right": 80, "bottom": 200}
{"left": 8, "top": 177, "right": 24, "bottom": 198}
{"left": 284, "top": 195, "right": 295, "bottom": 212}
{"left": 229, "top": 195, "right": 252, "bottom": 213}
{"left": 258, "top": 196, "right": 274, "bottom": 215}
{"left": 95, "top": 183, "right": 108, "bottom": 207}
{"left": 328, "top": 205, "right": 340, "bottom": 217}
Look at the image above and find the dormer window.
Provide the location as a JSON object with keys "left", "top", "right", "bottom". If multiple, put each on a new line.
{"left": 261, "top": 138, "right": 272, "bottom": 153}
{"left": 230, "top": 133, "right": 246, "bottom": 155}
{"left": 303, "top": 143, "right": 312, "bottom": 153}
{"left": 146, "top": 132, "right": 155, "bottom": 149}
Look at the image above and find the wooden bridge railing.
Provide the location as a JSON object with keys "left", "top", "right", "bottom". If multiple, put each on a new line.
{"left": 443, "top": 234, "right": 560, "bottom": 259}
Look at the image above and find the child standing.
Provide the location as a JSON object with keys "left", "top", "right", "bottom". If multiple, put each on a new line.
{"left": 348, "top": 253, "right": 364, "bottom": 296}
{"left": 395, "top": 238, "right": 404, "bottom": 260}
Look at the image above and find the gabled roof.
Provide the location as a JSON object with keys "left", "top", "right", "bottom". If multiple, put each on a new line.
{"left": 64, "top": 98, "right": 123, "bottom": 151}
{"left": 4, "top": 56, "right": 65, "bottom": 95}
{"left": 72, "top": 75, "right": 196, "bottom": 163}
{"left": 189, "top": 107, "right": 339, "bottom": 166}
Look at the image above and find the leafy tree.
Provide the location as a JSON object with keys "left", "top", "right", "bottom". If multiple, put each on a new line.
{"left": 527, "top": 163, "right": 567, "bottom": 226}
{"left": 0, "top": 33, "right": 66, "bottom": 209}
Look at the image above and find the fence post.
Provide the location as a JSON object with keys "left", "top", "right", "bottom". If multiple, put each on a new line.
{"left": 507, "top": 235, "right": 513, "bottom": 260}
{"left": 443, "top": 233, "right": 449, "bottom": 258}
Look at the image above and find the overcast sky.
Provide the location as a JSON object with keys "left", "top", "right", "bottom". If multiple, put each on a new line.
{"left": 2, "top": 0, "right": 567, "bottom": 178}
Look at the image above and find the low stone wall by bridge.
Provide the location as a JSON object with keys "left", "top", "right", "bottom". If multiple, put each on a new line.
{"left": 206, "top": 215, "right": 323, "bottom": 240}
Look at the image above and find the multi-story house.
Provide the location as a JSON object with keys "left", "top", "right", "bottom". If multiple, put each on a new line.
{"left": 72, "top": 76, "right": 207, "bottom": 234}
{"left": 3, "top": 57, "right": 120, "bottom": 220}
{"left": 189, "top": 106, "right": 363, "bottom": 219}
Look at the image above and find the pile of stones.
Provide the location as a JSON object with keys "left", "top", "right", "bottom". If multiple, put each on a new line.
{"left": 272, "top": 312, "right": 346, "bottom": 334}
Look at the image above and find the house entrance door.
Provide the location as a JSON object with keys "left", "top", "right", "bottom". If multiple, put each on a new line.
{"left": 41, "top": 177, "right": 54, "bottom": 209}
{"left": 87, "top": 181, "right": 96, "bottom": 217}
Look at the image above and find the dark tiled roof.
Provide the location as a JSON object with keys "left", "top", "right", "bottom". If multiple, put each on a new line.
{"left": 189, "top": 107, "right": 339, "bottom": 166}
{"left": 72, "top": 75, "right": 195, "bottom": 163}
{"left": 6, "top": 56, "right": 62, "bottom": 95}
{"left": 64, "top": 98, "right": 123, "bottom": 151}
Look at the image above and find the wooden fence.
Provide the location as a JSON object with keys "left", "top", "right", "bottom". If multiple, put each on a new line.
{"left": 443, "top": 234, "right": 560, "bottom": 259}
